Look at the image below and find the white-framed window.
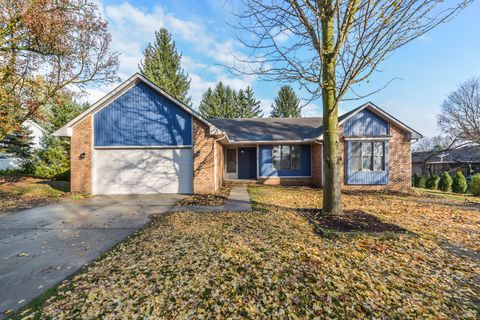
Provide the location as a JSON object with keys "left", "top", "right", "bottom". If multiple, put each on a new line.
{"left": 273, "top": 145, "right": 301, "bottom": 170}
{"left": 350, "top": 141, "right": 385, "bottom": 172}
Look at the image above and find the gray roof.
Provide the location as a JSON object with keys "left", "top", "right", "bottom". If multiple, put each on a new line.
{"left": 412, "top": 145, "right": 480, "bottom": 163}
{"left": 209, "top": 117, "right": 323, "bottom": 141}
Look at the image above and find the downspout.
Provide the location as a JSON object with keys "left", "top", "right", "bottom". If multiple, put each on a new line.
{"left": 213, "top": 134, "right": 227, "bottom": 192}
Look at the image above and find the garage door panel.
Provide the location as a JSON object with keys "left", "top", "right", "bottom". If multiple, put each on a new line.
{"left": 94, "top": 148, "right": 193, "bottom": 194}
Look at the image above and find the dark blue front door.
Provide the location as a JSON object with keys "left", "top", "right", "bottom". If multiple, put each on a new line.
{"left": 238, "top": 147, "right": 257, "bottom": 179}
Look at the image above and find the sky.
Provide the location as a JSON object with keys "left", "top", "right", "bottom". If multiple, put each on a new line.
{"left": 86, "top": 0, "right": 480, "bottom": 137}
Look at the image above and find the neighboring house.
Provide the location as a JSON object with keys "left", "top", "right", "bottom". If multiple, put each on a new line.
{"left": 412, "top": 145, "right": 480, "bottom": 177}
{"left": 54, "top": 73, "right": 422, "bottom": 195}
{"left": 0, "top": 120, "right": 46, "bottom": 170}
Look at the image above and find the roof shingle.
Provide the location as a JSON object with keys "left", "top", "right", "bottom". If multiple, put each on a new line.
{"left": 209, "top": 117, "right": 323, "bottom": 141}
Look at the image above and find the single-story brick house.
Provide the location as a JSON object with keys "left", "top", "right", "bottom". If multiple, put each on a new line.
{"left": 54, "top": 73, "right": 422, "bottom": 195}
{"left": 412, "top": 145, "right": 480, "bottom": 177}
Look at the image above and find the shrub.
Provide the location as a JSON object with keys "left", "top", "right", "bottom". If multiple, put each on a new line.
{"left": 452, "top": 171, "right": 468, "bottom": 194}
{"left": 31, "top": 135, "right": 70, "bottom": 179}
{"left": 413, "top": 173, "right": 421, "bottom": 187}
{"left": 425, "top": 175, "right": 440, "bottom": 190}
{"left": 438, "top": 172, "right": 453, "bottom": 192}
{"left": 471, "top": 174, "right": 480, "bottom": 196}
{"left": 417, "top": 176, "right": 426, "bottom": 189}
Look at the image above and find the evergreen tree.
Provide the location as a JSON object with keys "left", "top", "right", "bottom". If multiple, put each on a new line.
{"left": 452, "top": 170, "right": 467, "bottom": 194}
{"left": 0, "top": 124, "right": 33, "bottom": 160}
{"left": 270, "top": 85, "right": 301, "bottom": 118}
{"left": 139, "top": 28, "right": 191, "bottom": 105}
{"left": 199, "top": 82, "right": 238, "bottom": 118}
{"left": 438, "top": 172, "right": 453, "bottom": 192}
{"left": 237, "top": 87, "right": 263, "bottom": 118}
{"left": 49, "top": 101, "right": 89, "bottom": 132}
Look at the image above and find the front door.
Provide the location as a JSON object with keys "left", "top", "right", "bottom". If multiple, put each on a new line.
{"left": 238, "top": 147, "right": 257, "bottom": 179}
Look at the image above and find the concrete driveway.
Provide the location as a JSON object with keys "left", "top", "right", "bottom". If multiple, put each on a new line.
{"left": 0, "top": 194, "right": 185, "bottom": 317}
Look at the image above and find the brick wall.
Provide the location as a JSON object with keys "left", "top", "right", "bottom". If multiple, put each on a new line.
{"left": 386, "top": 124, "right": 412, "bottom": 190}
{"left": 215, "top": 141, "right": 225, "bottom": 190}
{"left": 192, "top": 118, "right": 216, "bottom": 194}
{"left": 70, "top": 115, "right": 92, "bottom": 193}
{"left": 257, "top": 177, "right": 314, "bottom": 186}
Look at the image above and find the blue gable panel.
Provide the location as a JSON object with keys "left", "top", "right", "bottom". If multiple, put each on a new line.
{"left": 94, "top": 82, "right": 192, "bottom": 147}
{"left": 344, "top": 109, "right": 389, "bottom": 137}
{"left": 259, "top": 145, "right": 311, "bottom": 177}
{"left": 345, "top": 141, "right": 389, "bottom": 185}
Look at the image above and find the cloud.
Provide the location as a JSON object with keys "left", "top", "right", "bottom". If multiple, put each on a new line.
{"left": 83, "top": 1, "right": 256, "bottom": 109}
{"left": 302, "top": 102, "right": 322, "bottom": 117}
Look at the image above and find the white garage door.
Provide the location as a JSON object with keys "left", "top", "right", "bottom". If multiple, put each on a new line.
{"left": 94, "top": 148, "right": 193, "bottom": 195}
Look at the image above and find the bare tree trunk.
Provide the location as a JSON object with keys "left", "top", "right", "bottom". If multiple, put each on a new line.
{"left": 321, "top": 2, "right": 343, "bottom": 215}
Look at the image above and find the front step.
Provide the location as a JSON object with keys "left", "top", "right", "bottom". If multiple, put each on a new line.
{"left": 225, "top": 179, "right": 258, "bottom": 185}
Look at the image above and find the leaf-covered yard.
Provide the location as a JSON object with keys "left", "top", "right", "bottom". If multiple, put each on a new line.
{"left": 0, "top": 176, "right": 83, "bottom": 214}
{"left": 19, "top": 186, "right": 479, "bottom": 319}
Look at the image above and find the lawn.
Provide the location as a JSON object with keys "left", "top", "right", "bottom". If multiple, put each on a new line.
{"left": 0, "top": 176, "right": 84, "bottom": 214}
{"left": 15, "top": 186, "right": 479, "bottom": 319}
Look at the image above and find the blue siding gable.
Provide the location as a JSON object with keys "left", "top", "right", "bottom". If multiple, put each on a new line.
{"left": 344, "top": 109, "right": 389, "bottom": 137}
{"left": 94, "top": 82, "right": 192, "bottom": 147}
{"left": 259, "top": 145, "right": 311, "bottom": 177}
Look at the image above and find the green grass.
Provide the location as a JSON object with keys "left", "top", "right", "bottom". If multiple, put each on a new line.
{"left": 413, "top": 187, "right": 480, "bottom": 203}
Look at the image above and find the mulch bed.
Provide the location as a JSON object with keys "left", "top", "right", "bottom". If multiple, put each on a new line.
{"left": 305, "top": 209, "right": 408, "bottom": 233}
{"left": 175, "top": 186, "right": 231, "bottom": 207}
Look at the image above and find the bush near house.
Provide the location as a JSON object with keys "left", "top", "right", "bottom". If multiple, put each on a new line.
{"left": 438, "top": 172, "right": 453, "bottom": 192}
{"left": 452, "top": 171, "right": 468, "bottom": 194}
{"left": 471, "top": 173, "right": 480, "bottom": 196}
{"left": 417, "top": 176, "right": 426, "bottom": 189}
{"left": 425, "top": 175, "right": 440, "bottom": 190}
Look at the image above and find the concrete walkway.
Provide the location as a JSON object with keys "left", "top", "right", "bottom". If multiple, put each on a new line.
{"left": 224, "top": 185, "right": 252, "bottom": 211}
{"left": 172, "top": 185, "right": 253, "bottom": 213}
{"left": 0, "top": 194, "right": 184, "bottom": 318}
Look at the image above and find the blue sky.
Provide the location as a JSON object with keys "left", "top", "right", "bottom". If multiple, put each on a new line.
{"left": 89, "top": 0, "right": 480, "bottom": 137}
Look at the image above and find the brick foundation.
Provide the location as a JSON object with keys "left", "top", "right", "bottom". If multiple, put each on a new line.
{"left": 257, "top": 177, "right": 314, "bottom": 186}
{"left": 70, "top": 116, "right": 92, "bottom": 193}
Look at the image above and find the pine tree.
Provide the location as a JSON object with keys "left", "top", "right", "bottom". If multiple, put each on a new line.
{"left": 0, "top": 124, "right": 33, "bottom": 159}
{"left": 139, "top": 28, "right": 191, "bottom": 105}
{"left": 200, "top": 83, "right": 263, "bottom": 118}
{"left": 270, "top": 85, "right": 301, "bottom": 118}
{"left": 237, "top": 87, "right": 263, "bottom": 118}
{"left": 199, "top": 82, "right": 238, "bottom": 118}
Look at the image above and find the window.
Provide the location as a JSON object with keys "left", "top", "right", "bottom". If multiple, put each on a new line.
{"left": 350, "top": 141, "right": 385, "bottom": 172}
{"left": 273, "top": 145, "right": 301, "bottom": 170}
{"left": 226, "top": 149, "right": 236, "bottom": 173}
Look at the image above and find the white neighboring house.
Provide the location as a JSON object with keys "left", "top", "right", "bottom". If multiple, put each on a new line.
{"left": 0, "top": 120, "right": 46, "bottom": 170}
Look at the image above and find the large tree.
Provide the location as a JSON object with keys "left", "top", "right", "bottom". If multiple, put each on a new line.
{"left": 270, "top": 85, "right": 301, "bottom": 117}
{"left": 199, "top": 82, "right": 263, "bottom": 118}
{"left": 0, "top": 0, "right": 119, "bottom": 140}
{"left": 139, "top": 28, "right": 191, "bottom": 105}
{"left": 238, "top": 86, "right": 263, "bottom": 118}
{"left": 234, "top": 0, "right": 470, "bottom": 214}
{"left": 438, "top": 77, "right": 480, "bottom": 145}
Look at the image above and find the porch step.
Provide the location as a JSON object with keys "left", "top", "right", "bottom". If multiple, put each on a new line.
{"left": 225, "top": 179, "right": 258, "bottom": 185}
